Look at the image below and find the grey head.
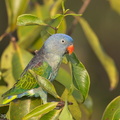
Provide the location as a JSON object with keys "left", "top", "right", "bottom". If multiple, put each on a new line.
{"left": 44, "top": 33, "right": 74, "bottom": 56}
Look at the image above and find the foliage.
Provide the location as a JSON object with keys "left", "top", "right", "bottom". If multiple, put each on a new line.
{"left": 0, "top": 0, "right": 119, "bottom": 120}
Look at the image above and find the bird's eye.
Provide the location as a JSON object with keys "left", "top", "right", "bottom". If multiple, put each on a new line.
{"left": 61, "top": 39, "right": 65, "bottom": 43}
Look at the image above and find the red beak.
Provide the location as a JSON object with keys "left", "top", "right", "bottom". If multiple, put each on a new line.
{"left": 67, "top": 44, "right": 74, "bottom": 55}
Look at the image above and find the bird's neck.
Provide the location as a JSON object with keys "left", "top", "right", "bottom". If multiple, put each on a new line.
{"left": 44, "top": 52, "right": 62, "bottom": 70}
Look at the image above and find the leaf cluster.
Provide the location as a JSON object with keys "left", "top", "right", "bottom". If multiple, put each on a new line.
{"left": 0, "top": 0, "right": 119, "bottom": 120}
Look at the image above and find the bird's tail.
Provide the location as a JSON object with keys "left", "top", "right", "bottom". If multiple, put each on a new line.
{"left": 2, "top": 95, "right": 18, "bottom": 105}
{"left": 2, "top": 89, "right": 36, "bottom": 105}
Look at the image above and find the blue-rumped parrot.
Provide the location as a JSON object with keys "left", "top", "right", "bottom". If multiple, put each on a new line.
{"left": 2, "top": 33, "right": 74, "bottom": 104}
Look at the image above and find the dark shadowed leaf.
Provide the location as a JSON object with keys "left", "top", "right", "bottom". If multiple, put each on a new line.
{"left": 80, "top": 96, "right": 93, "bottom": 119}
{"left": 79, "top": 17, "right": 119, "bottom": 90}
{"left": 59, "top": 101, "right": 73, "bottom": 120}
{"left": 102, "top": 96, "right": 120, "bottom": 120}
{"left": 67, "top": 53, "right": 90, "bottom": 102}
{"left": 17, "top": 14, "right": 47, "bottom": 26}
{"left": 29, "top": 70, "right": 60, "bottom": 99}
{"left": 9, "top": 98, "right": 42, "bottom": 120}
{"left": 56, "top": 67, "right": 71, "bottom": 89}
{"left": 23, "top": 102, "right": 58, "bottom": 120}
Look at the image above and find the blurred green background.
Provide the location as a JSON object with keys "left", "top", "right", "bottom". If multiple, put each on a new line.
{"left": 0, "top": 0, "right": 120, "bottom": 120}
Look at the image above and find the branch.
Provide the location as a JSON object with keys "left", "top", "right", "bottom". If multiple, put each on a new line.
{"left": 67, "top": 0, "right": 91, "bottom": 35}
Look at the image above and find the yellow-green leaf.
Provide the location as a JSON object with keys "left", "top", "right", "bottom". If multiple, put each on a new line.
{"left": 18, "top": 26, "right": 43, "bottom": 49}
{"left": 0, "top": 86, "right": 9, "bottom": 104}
{"left": 79, "top": 17, "right": 119, "bottom": 90}
{"left": 23, "top": 102, "right": 58, "bottom": 120}
{"left": 50, "top": 0, "right": 64, "bottom": 17}
{"left": 9, "top": 98, "right": 42, "bottom": 120}
{"left": 40, "top": 109, "right": 61, "bottom": 120}
{"left": 109, "top": 0, "right": 120, "bottom": 14}
{"left": 102, "top": 96, "right": 120, "bottom": 120}
{"left": 12, "top": 44, "right": 33, "bottom": 80}
{"left": 1, "top": 42, "right": 16, "bottom": 88}
{"left": 5, "top": 0, "right": 29, "bottom": 32}
{"left": 61, "top": 89, "right": 81, "bottom": 120}
{"left": 59, "top": 101, "right": 73, "bottom": 120}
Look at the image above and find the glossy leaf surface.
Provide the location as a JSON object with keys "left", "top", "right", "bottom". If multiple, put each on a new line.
{"left": 17, "top": 14, "right": 47, "bottom": 26}
{"left": 67, "top": 53, "right": 90, "bottom": 101}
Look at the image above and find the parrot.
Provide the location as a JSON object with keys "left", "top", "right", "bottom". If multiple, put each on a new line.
{"left": 2, "top": 33, "right": 74, "bottom": 104}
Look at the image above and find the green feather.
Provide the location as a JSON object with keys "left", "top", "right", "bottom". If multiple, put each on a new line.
{"left": 2, "top": 62, "right": 52, "bottom": 99}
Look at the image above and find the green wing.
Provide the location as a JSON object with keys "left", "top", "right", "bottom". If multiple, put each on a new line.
{"left": 2, "top": 62, "right": 52, "bottom": 98}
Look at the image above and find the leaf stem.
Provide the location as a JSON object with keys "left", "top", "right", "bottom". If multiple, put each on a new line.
{"left": 0, "top": 32, "right": 8, "bottom": 41}
{"left": 67, "top": 0, "right": 91, "bottom": 35}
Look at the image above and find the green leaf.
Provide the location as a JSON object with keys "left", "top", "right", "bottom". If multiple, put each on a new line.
{"left": 17, "top": 14, "right": 47, "bottom": 26}
{"left": 67, "top": 53, "right": 90, "bottom": 101}
{"left": 40, "top": 109, "right": 61, "bottom": 120}
{"left": 56, "top": 68, "right": 83, "bottom": 103}
{"left": 9, "top": 98, "right": 42, "bottom": 120}
{"left": 12, "top": 44, "right": 33, "bottom": 80}
{"left": 102, "top": 96, "right": 120, "bottom": 120}
{"left": 23, "top": 102, "right": 58, "bottom": 120}
{"left": 5, "top": 0, "right": 29, "bottom": 32}
{"left": 109, "top": 0, "right": 120, "bottom": 14}
{"left": 79, "top": 17, "right": 119, "bottom": 90}
{"left": 29, "top": 70, "right": 60, "bottom": 99}
{"left": 17, "top": 16, "right": 66, "bottom": 50}
{"left": 61, "top": 89, "right": 81, "bottom": 120}
{"left": 59, "top": 101, "right": 73, "bottom": 120}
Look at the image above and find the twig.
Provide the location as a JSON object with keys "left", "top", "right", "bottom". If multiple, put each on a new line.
{"left": 0, "top": 32, "right": 8, "bottom": 41}
{"left": 67, "top": 0, "right": 91, "bottom": 35}
{"left": 9, "top": 34, "right": 18, "bottom": 50}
